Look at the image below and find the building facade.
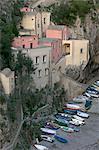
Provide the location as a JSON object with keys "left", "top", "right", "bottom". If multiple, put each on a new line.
{"left": 39, "top": 38, "right": 62, "bottom": 64}
{"left": 0, "top": 68, "right": 15, "bottom": 95}
{"left": 46, "top": 25, "right": 70, "bottom": 40}
{"left": 12, "top": 35, "right": 38, "bottom": 49}
{"left": 62, "top": 40, "right": 89, "bottom": 66}
{"left": 21, "top": 11, "right": 51, "bottom": 38}
{"left": 12, "top": 46, "right": 52, "bottom": 89}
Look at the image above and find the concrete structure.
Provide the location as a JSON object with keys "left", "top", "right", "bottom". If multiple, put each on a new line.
{"left": 0, "top": 68, "right": 15, "bottom": 95}
{"left": 62, "top": 40, "right": 89, "bottom": 66}
{"left": 19, "top": 29, "right": 35, "bottom": 36}
{"left": 46, "top": 25, "right": 70, "bottom": 40}
{"left": 12, "top": 46, "right": 52, "bottom": 89}
{"left": 39, "top": 38, "right": 62, "bottom": 63}
{"left": 21, "top": 11, "right": 51, "bottom": 38}
{"left": 12, "top": 35, "right": 38, "bottom": 49}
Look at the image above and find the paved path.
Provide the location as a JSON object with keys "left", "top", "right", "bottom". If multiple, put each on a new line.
{"left": 36, "top": 113, "right": 99, "bottom": 150}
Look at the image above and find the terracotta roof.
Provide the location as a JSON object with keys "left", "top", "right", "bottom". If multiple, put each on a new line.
{"left": 48, "top": 25, "right": 66, "bottom": 30}
{"left": 1, "top": 68, "right": 13, "bottom": 77}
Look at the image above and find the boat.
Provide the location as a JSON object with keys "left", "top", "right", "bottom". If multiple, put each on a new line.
{"left": 34, "top": 144, "right": 48, "bottom": 150}
{"left": 70, "top": 125, "right": 80, "bottom": 132}
{"left": 73, "top": 115, "right": 85, "bottom": 122}
{"left": 41, "top": 135, "right": 54, "bottom": 143}
{"left": 44, "top": 124, "right": 59, "bottom": 130}
{"left": 60, "top": 126, "right": 74, "bottom": 133}
{"left": 73, "top": 95, "right": 89, "bottom": 103}
{"left": 54, "top": 118, "right": 69, "bottom": 126}
{"left": 64, "top": 109, "right": 77, "bottom": 115}
{"left": 71, "top": 118, "right": 85, "bottom": 125}
{"left": 40, "top": 128, "right": 56, "bottom": 135}
{"left": 65, "top": 103, "right": 81, "bottom": 110}
{"left": 54, "top": 135, "right": 68, "bottom": 143}
{"left": 54, "top": 114, "right": 71, "bottom": 121}
{"left": 77, "top": 111, "right": 89, "bottom": 118}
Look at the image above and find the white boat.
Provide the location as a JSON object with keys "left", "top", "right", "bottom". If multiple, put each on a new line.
{"left": 73, "top": 115, "right": 85, "bottom": 122}
{"left": 72, "top": 118, "right": 85, "bottom": 125}
{"left": 34, "top": 144, "right": 48, "bottom": 150}
{"left": 41, "top": 135, "right": 54, "bottom": 143}
{"left": 40, "top": 128, "right": 56, "bottom": 135}
{"left": 66, "top": 103, "right": 80, "bottom": 109}
{"left": 73, "top": 95, "right": 88, "bottom": 103}
{"left": 77, "top": 111, "right": 89, "bottom": 118}
{"left": 69, "top": 120, "right": 80, "bottom": 126}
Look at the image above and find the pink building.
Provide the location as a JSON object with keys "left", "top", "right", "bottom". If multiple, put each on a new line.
{"left": 12, "top": 35, "right": 38, "bottom": 49}
{"left": 39, "top": 38, "right": 62, "bottom": 63}
{"left": 20, "top": 7, "right": 32, "bottom": 13}
{"left": 46, "top": 25, "right": 70, "bottom": 40}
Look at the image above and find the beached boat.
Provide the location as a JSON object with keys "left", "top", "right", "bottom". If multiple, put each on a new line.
{"left": 54, "top": 118, "right": 69, "bottom": 126}
{"left": 69, "top": 120, "right": 80, "bottom": 126}
{"left": 73, "top": 95, "right": 89, "bottom": 103}
{"left": 77, "top": 111, "right": 89, "bottom": 118}
{"left": 41, "top": 135, "right": 54, "bottom": 143}
{"left": 65, "top": 103, "right": 81, "bottom": 110}
{"left": 40, "top": 128, "right": 56, "bottom": 135}
{"left": 70, "top": 125, "right": 80, "bottom": 132}
{"left": 73, "top": 115, "right": 85, "bottom": 122}
{"left": 34, "top": 144, "right": 48, "bottom": 150}
{"left": 60, "top": 126, "right": 74, "bottom": 133}
{"left": 54, "top": 114, "right": 71, "bottom": 121}
{"left": 72, "top": 118, "right": 85, "bottom": 125}
{"left": 44, "top": 124, "right": 59, "bottom": 130}
{"left": 64, "top": 109, "right": 77, "bottom": 115}
{"left": 54, "top": 135, "right": 68, "bottom": 143}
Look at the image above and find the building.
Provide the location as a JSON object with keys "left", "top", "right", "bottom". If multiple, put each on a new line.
{"left": 12, "top": 35, "right": 38, "bottom": 49}
{"left": 19, "top": 29, "right": 35, "bottom": 36}
{"left": 21, "top": 11, "right": 51, "bottom": 38}
{"left": 62, "top": 40, "right": 89, "bottom": 66}
{"left": 12, "top": 46, "right": 52, "bottom": 89}
{"left": 0, "top": 68, "right": 15, "bottom": 95}
{"left": 39, "top": 38, "right": 62, "bottom": 63}
{"left": 46, "top": 25, "right": 70, "bottom": 40}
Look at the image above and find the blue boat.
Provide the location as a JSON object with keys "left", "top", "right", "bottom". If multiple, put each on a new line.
{"left": 54, "top": 114, "right": 71, "bottom": 121}
{"left": 54, "top": 135, "right": 68, "bottom": 143}
{"left": 44, "top": 125, "right": 59, "bottom": 130}
{"left": 64, "top": 109, "right": 77, "bottom": 115}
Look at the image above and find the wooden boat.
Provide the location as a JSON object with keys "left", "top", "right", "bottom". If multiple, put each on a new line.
{"left": 54, "top": 135, "right": 68, "bottom": 143}
{"left": 73, "top": 115, "right": 85, "bottom": 122}
{"left": 65, "top": 103, "right": 81, "bottom": 110}
{"left": 44, "top": 124, "right": 59, "bottom": 130}
{"left": 71, "top": 118, "right": 85, "bottom": 125}
{"left": 69, "top": 120, "right": 80, "bottom": 126}
{"left": 41, "top": 135, "right": 54, "bottom": 143}
{"left": 54, "top": 118, "right": 69, "bottom": 126}
{"left": 77, "top": 111, "right": 89, "bottom": 118}
{"left": 70, "top": 125, "right": 80, "bottom": 132}
{"left": 40, "top": 128, "right": 56, "bottom": 135}
{"left": 34, "top": 144, "right": 48, "bottom": 150}
{"left": 64, "top": 109, "right": 77, "bottom": 115}
{"left": 60, "top": 126, "right": 74, "bottom": 133}
{"left": 54, "top": 114, "right": 71, "bottom": 121}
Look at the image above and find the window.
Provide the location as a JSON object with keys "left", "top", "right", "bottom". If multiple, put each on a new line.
{"left": 63, "top": 43, "right": 70, "bottom": 55}
{"left": 23, "top": 44, "right": 25, "bottom": 48}
{"left": 36, "top": 56, "right": 39, "bottom": 64}
{"left": 44, "top": 18, "right": 46, "bottom": 24}
{"left": 43, "top": 55, "right": 47, "bottom": 63}
{"left": 38, "top": 24, "right": 39, "bottom": 28}
{"left": 45, "top": 68, "right": 49, "bottom": 76}
{"left": 80, "top": 48, "right": 83, "bottom": 53}
{"left": 30, "top": 43, "right": 33, "bottom": 48}
{"left": 38, "top": 70, "right": 42, "bottom": 77}
{"left": 32, "top": 18, "right": 34, "bottom": 20}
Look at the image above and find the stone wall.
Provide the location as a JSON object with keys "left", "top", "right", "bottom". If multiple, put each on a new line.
{"left": 59, "top": 72, "right": 87, "bottom": 100}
